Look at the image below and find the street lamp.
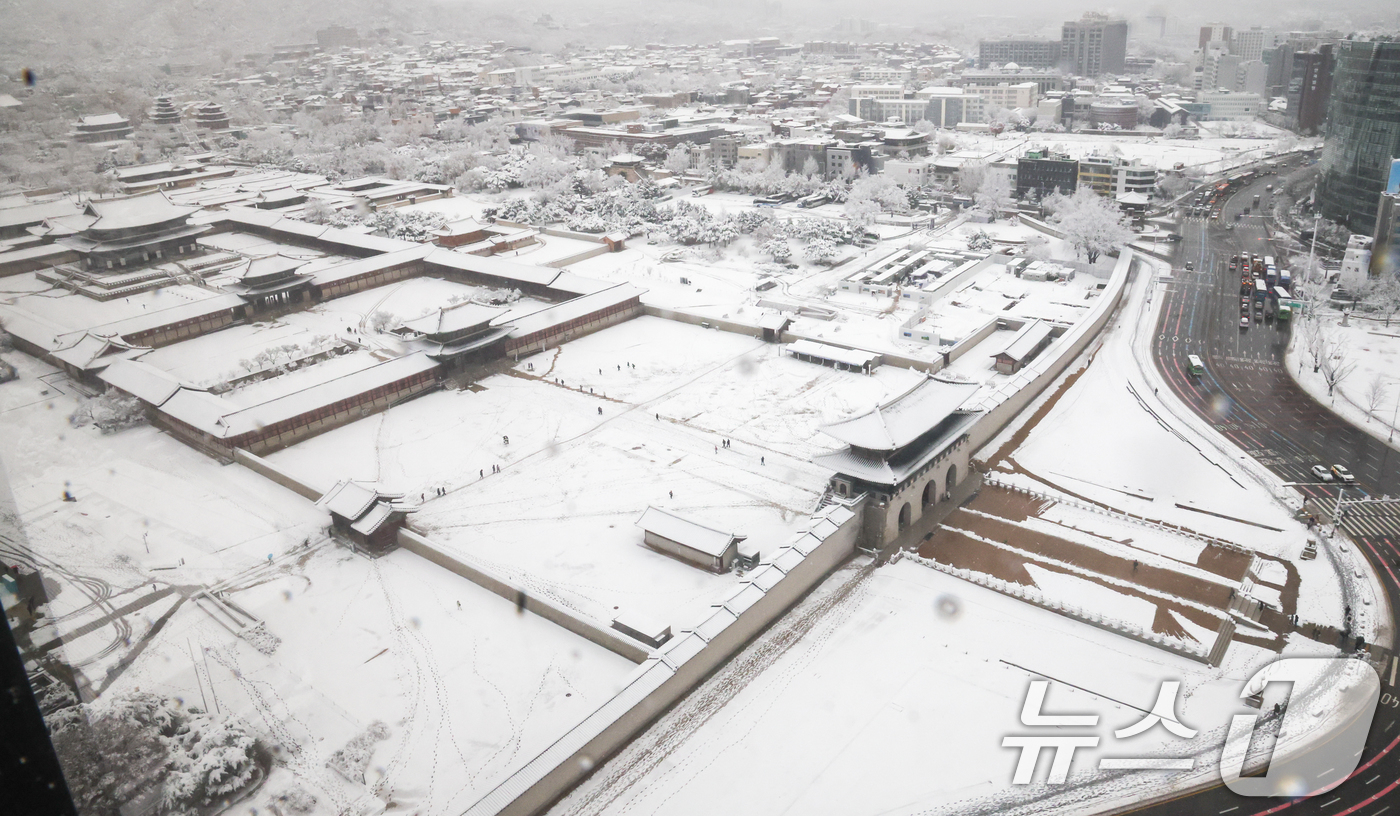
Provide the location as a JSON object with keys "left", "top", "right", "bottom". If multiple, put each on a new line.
{"left": 1391, "top": 376, "right": 1399, "bottom": 443}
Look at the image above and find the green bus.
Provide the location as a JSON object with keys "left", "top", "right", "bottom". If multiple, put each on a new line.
{"left": 1277, "top": 303, "right": 1292, "bottom": 322}
{"left": 1187, "top": 354, "right": 1205, "bottom": 376}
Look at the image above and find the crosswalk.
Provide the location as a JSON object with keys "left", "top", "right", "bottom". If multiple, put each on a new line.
{"left": 1318, "top": 497, "right": 1400, "bottom": 538}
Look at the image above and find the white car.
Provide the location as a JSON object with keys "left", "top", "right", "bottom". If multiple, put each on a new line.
{"left": 1240, "top": 316, "right": 1250, "bottom": 328}
{"left": 1311, "top": 465, "right": 1334, "bottom": 482}
{"left": 1331, "top": 464, "right": 1356, "bottom": 483}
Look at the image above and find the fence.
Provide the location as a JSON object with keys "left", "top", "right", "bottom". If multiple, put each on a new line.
{"left": 982, "top": 473, "right": 1251, "bottom": 555}
{"left": 905, "top": 552, "right": 1219, "bottom": 664}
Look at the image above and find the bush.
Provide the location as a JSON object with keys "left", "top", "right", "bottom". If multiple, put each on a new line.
{"left": 69, "top": 390, "right": 146, "bottom": 433}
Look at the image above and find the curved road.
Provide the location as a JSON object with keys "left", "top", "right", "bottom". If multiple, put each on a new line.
{"left": 1139, "top": 169, "right": 1400, "bottom": 815}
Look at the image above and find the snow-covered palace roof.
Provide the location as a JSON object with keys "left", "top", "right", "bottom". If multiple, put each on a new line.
{"left": 636, "top": 506, "right": 745, "bottom": 558}
{"left": 819, "top": 379, "right": 981, "bottom": 452}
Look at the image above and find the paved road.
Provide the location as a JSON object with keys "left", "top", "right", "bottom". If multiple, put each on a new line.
{"left": 1135, "top": 172, "right": 1400, "bottom": 815}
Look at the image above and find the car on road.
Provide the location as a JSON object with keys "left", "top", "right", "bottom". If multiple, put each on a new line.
{"left": 1184, "top": 261, "right": 1194, "bottom": 270}
{"left": 1331, "top": 464, "right": 1356, "bottom": 483}
{"left": 1239, "top": 315, "right": 1250, "bottom": 328}
{"left": 1311, "top": 465, "right": 1334, "bottom": 482}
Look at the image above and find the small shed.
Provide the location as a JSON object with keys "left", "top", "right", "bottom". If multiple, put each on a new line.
{"left": 610, "top": 611, "right": 673, "bottom": 648}
{"left": 786, "top": 338, "right": 880, "bottom": 374}
{"left": 318, "top": 480, "right": 409, "bottom": 555}
{"left": 757, "top": 313, "right": 791, "bottom": 343}
{"left": 636, "top": 506, "right": 746, "bottom": 573}
{"left": 992, "top": 319, "right": 1055, "bottom": 374}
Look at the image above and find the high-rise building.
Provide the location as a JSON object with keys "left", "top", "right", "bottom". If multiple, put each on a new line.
{"left": 1061, "top": 14, "right": 1128, "bottom": 76}
{"left": 1016, "top": 147, "right": 1078, "bottom": 200}
{"left": 1231, "top": 28, "right": 1271, "bottom": 62}
{"left": 1317, "top": 40, "right": 1400, "bottom": 234}
{"left": 977, "top": 39, "right": 1062, "bottom": 70}
{"left": 1200, "top": 23, "right": 1233, "bottom": 49}
{"left": 1288, "top": 44, "right": 1335, "bottom": 136}
{"left": 1265, "top": 44, "right": 1296, "bottom": 98}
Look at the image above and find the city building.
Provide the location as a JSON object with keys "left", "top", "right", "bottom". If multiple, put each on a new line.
{"left": 1198, "top": 91, "right": 1263, "bottom": 120}
{"left": 1061, "top": 14, "right": 1128, "bottom": 76}
{"left": 1016, "top": 147, "right": 1078, "bottom": 200}
{"left": 1200, "top": 23, "right": 1233, "bottom": 50}
{"left": 1317, "top": 40, "right": 1400, "bottom": 234}
{"left": 1087, "top": 100, "right": 1138, "bottom": 129}
{"left": 1078, "top": 155, "right": 1157, "bottom": 196}
{"left": 1288, "top": 44, "right": 1335, "bottom": 136}
{"left": 1371, "top": 159, "right": 1400, "bottom": 278}
{"left": 1339, "top": 234, "right": 1373, "bottom": 290}
{"left": 1231, "top": 27, "right": 1271, "bottom": 62}
{"left": 959, "top": 68, "right": 1066, "bottom": 96}
{"left": 915, "top": 87, "right": 980, "bottom": 128}
{"left": 977, "top": 39, "right": 1062, "bottom": 70}
{"left": 964, "top": 81, "right": 1039, "bottom": 111}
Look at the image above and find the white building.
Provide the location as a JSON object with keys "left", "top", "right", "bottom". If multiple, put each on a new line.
{"left": 885, "top": 158, "right": 935, "bottom": 187}
{"left": 850, "top": 84, "right": 906, "bottom": 101}
{"left": 1340, "top": 235, "right": 1373, "bottom": 291}
{"left": 1199, "top": 91, "right": 1263, "bottom": 120}
{"left": 963, "top": 81, "right": 1039, "bottom": 111}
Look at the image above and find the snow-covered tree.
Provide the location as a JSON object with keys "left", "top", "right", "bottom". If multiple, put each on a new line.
{"left": 761, "top": 239, "right": 792, "bottom": 263}
{"left": 158, "top": 710, "right": 259, "bottom": 813}
{"left": 69, "top": 389, "right": 146, "bottom": 433}
{"left": 966, "top": 229, "right": 994, "bottom": 252}
{"left": 51, "top": 698, "right": 169, "bottom": 816}
{"left": 663, "top": 144, "right": 694, "bottom": 175}
{"left": 974, "top": 172, "right": 1013, "bottom": 219}
{"left": 1044, "top": 187, "right": 1133, "bottom": 265}
{"left": 956, "top": 159, "right": 988, "bottom": 197}
{"left": 805, "top": 239, "right": 840, "bottom": 264}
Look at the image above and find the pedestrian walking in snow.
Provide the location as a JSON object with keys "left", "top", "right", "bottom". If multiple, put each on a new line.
{"left": 598, "top": 406, "right": 603, "bottom": 415}
{"left": 457, "top": 601, "right": 462, "bottom": 610}
{"left": 669, "top": 490, "right": 673, "bottom": 499}
{"left": 760, "top": 456, "right": 765, "bottom": 465}
{"left": 481, "top": 469, "right": 485, "bottom": 478}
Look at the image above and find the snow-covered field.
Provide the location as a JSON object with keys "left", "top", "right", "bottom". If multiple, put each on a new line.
{"left": 1285, "top": 313, "right": 1400, "bottom": 447}
{"left": 269, "top": 316, "right": 926, "bottom": 630}
{"left": 0, "top": 350, "right": 640, "bottom": 816}
{"left": 550, "top": 557, "right": 1286, "bottom": 816}
{"left": 544, "top": 253, "right": 1357, "bottom": 816}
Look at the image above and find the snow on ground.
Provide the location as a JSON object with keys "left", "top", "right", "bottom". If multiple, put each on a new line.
{"left": 102, "top": 544, "right": 637, "bottom": 816}
{"left": 550, "top": 558, "right": 1279, "bottom": 816}
{"left": 269, "top": 317, "right": 924, "bottom": 630}
{"left": 1285, "top": 312, "right": 1400, "bottom": 448}
{"left": 1, "top": 348, "right": 641, "bottom": 816}
{"left": 992, "top": 310, "right": 1304, "bottom": 557}
{"left": 135, "top": 277, "right": 548, "bottom": 388}
{"left": 0, "top": 352, "right": 328, "bottom": 682}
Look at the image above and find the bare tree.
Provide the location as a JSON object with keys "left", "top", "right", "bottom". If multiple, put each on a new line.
{"left": 1320, "top": 334, "right": 1357, "bottom": 398}
{"left": 1364, "top": 375, "right": 1389, "bottom": 422}
{"left": 1301, "top": 316, "right": 1329, "bottom": 374}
